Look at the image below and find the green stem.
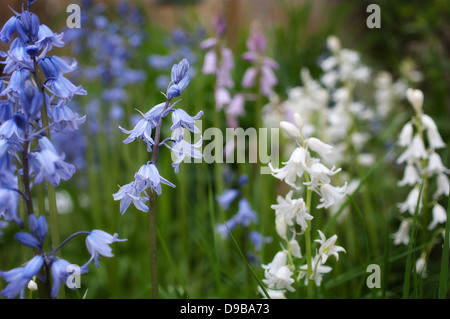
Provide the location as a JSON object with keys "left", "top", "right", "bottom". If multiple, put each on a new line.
{"left": 147, "top": 97, "right": 173, "bottom": 299}
{"left": 304, "top": 172, "right": 313, "bottom": 299}
{"left": 32, "top": 58, "right": 60, "bottom": 254}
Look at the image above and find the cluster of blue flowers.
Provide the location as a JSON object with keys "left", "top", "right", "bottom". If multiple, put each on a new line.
{"left": 113, "top": 58, "right": 203, "bottom": 213}
{"left": 215, "top": 174, "right": 272, "bottom": 254}
{"left": 148, "top": 27, "right": 203, "bottom": 90}
{"left": 64, "top": 0, "right": 146, "bottom": 136}
{"left": 0, "top": 0, "right": 125, "bottom": 299}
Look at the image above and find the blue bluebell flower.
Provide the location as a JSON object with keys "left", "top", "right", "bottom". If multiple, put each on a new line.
{"left": 119, "top": 102, "right": 166, "bottom": 151}
{"left": 50, "top": 102, "right": 86, "bottom": 131}
{"left": 171, "top": 58, "right": 190, "bottom": 84}
{"left": 14, "top": 214, "right": 47, "bottom": 250}
{"left": 16, "top": 10, "right": 40, "bottom": 45}
{"left": 50, "top": 258, "right": 73, "bottom": 298}
{"left": 50, "top": 258, "right": 88, "bottom": 298}
{"left": 15, "top": 232, "right": 41, "bottom": 249}
{"left": 19, "top": 82, "right": 43, "bottom": 120}
{"left": 40, "top": 57, "right": 86, "bottom": 100}
{"left": 36, "top": 24, "right": 64, "bottom": 57}
{"left": 85, "top": 230, "right": 127, "bottom": 268}
{"left": 249, "top": 231, "right": 272, "bottom": 251}
{"left": 28, "top": 214, "right": 47, "bottom": 243}
{"left": 234, "top": 198, "right": 258, "bottom": 227}
{"left": 0, "top": 100, "right": 14, "bottom": 122}
{"left": 1, "top": 39, "right": 34, "bottom": 75}
{"left": 40, "top": 56, "right": 78, "bottom": 78}
{"left": 0, "top": 16, "right": 19, "bottom": 43}
{"left": 1, "top": 69, "right": 30, "bottom": 96}
{"left": 28, "top": 136, "right": 76, "bottom": 186}
{"left": 112, "top": 180, "right": 149, "bottom": 214}
{"left": 167, "top": 58, "right": 191, "bottom": 98}
{"left": 135, "top": 162, "right": 176, "bottom": 195}
{"left": 0, "top": 255, "right": 44, "bottom": 299}
{"left": 215, "top": 189, "right": 240, "bottom": 210}
{"left": 167, "top": 139, "right": 203, "bottom": 174}
{"left": 0, "top": 188, "right": 20, "bottom": 225}
{"left": 0, "top": 117, "right": 23, "bottom": 140}
{"left": 170, "top": 109, "right": 203, "bottom": 134}
{"left": 216, "top": 199, "right": 258, "bottom": 239}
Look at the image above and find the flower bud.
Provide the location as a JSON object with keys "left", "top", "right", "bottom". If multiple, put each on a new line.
{"left": 406, "top": 88, "right": 424, "bottom": 112}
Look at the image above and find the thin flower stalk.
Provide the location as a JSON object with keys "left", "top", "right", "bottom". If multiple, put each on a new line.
{"left": 113, "top": 58, "right": 203, "bottom": 298}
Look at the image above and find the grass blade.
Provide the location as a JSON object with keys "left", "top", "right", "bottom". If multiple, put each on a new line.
{"left": 226, "top": 225, "right": 271, "bottom": 299}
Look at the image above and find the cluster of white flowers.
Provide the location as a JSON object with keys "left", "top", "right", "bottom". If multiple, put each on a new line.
{"left": 260, "top": 113, "right": 346, "bottom": 298}
{"left": 393, "top": 88, "right": 449, "bottom": 276}
{"left": 263, "top": 36, "right": 386, "bottom": 221}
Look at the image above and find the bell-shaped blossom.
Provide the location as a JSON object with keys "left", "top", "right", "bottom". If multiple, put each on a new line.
{"left": 167, "top": 138, "right": 203, "bottom": 174}
{"left": 262, "top": 251, "right": 295, "bottom": 293}
{"left": 28, "top": 136, "right": 75, "bottom": 186}
{"left": 397, "top": 186, "right": 422, "bottom": 215}
{"left": 249, "top": 231, "right": 272, "bottom": 252}
{"left": 119, "top": 102, "right": 166, "bottom": 150}
{"left": 398, "top": 163, "right": 421, "bottom": 187}
{"left": 28, "top": 214, "right": 47, "bottom": 243}
{"left": 305, "top": 162, "right": 341, "bottom": 190}
{"left": 428, "top": 203, "right": 447, "bottom": 230}
{"left": 85, "top": 230, "right": 127, "bottom": 268}
{"left": 392, "top": 219, "right": 411, "bottom": 245}
{"left": 271, "top": 190, "right": 312, "bottom": 231}
{"left": 314, "top": 230, "right": 346, "bottom": 264}
{"left": 397, "top": 134, "right": 428, "bottom": 164}
{"left": 435, "top": 173, "right": 450, "bottom": 198}
{"left": 36, "top": 24, "right": 64, "bottom": 57}
{"left": 315, "top": 183, "right": 348, "bottom": 209}
{"left": 134, "top": 162, "right": 175, "bottom": 196}
{"left": 0, "top": 68, "right": 30, "bottom": 96}
{"left": 0, "top": 16, "right": 19, "bottom": 43}
{"left": 0, "top": 187, "right": 21, "bottom": 225}
{"left": 50, "top": 258, "right": 87, "bottom": 298}
{"left": 397, "top": 122, "right": 413, "bottom": 147}
{"left": 421, "top": 114, "right": 445, "bottom": 149}
{"left": 406, "top": 88, "right": 424, "bottom": 112}
{"left": 299, "top": 255, "right": 332, "bottom": 286}
{"left": 427, "top": 152, "right": 449, "bottom": 175}
{"left": 415, "top": 255, "right": 427, "bottom": 278}
{"left": 305, "top": 137, "right": 333, "bottom": 159}
{"left": 215, "top": 189, "right": 240, "bottom": 210}
{"left": 269, "top": 147, "right": 309, "bottom": 189}
{"left": 112, "top": 180, "right": 148, "bottom": 214}
{"left": 167, "top": 58, "right": 190, "bottom": 98}
{"left": 0, "top": 255, "right": 43, "bottom": 299}
{"left": 170, "top": 109, "right": 203, "bottom": 134}
{"left": 216, "top": 199, "right": 258, "bottom": 238}
{"left": 16, "top": 10, "right": 40, "bottom": 44}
